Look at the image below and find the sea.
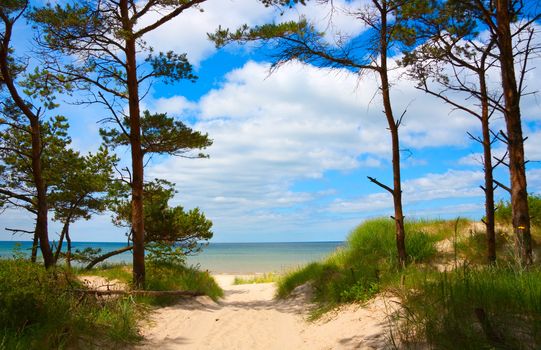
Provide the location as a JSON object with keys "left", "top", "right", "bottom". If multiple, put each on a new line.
{"left": 0, "top": 241, "right": 344, "bottom": 273}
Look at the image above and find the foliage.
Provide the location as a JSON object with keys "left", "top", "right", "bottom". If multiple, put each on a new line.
{"left": 108, "top": 178, "right": 213, "bottom": 264}
{"left": 276, "top": 218, "right": 440, "bottom": 312}
{"left": 0, "top": 259, "right": 140, "bottom": 349}
{"left": 0, "top": 115, "right": 71, "bottom": 214}
{"left": 99, "top": 110, "right": 212, "bottom": 157}
{"left": 397, "top": 266, "right": 541, "bottom": 349}
{"left": 495, "top": 194, "right": 541, "bottom": 228}
{"left": 49, "top": 146, "right": 117, "bottom": 224}
{"left": 0, "top": 112, "right": 116, "bottom": 263}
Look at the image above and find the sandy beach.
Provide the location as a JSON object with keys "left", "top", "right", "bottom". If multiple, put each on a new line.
{"left": 134, "top": 274, "right": 396, "bottom": 350}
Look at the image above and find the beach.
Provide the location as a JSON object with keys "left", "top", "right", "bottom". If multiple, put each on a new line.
{"left": 134, "top": 274, "right": 395, "bottom": 350}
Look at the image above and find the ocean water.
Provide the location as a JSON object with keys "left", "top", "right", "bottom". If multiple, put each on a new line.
{"left": 0, "top": 241, "right": 343, "bottom": 273}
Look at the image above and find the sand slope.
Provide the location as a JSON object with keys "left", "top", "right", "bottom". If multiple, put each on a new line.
{"left": 135, "top": 275, "right": 395, "bottom": 350}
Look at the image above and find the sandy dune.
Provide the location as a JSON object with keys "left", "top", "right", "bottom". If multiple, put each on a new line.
{"left": 134, "top": 275, "right": 396, "bottom": 350}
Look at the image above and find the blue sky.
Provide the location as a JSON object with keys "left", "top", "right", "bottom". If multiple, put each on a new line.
{"left": 1, "top": 0, "right": 541, "bottom": 242}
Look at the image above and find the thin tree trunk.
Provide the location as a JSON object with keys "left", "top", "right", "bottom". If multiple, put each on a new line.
{"left": 31, "top": 231, "right": 39, "bottom": 263}
{"left": 379, "top": 0, "right": 407, "bottom": 267}
{"left": 479, "top": 69, "right": 496, "bottom": 264}
{"left": 120, "top": 0, "right": 145, "bottom": 288}
{"left": 495, "top": 0, "right": 532, "bottom": 264}
{"left": 54, "top": 219, "right": 70, "bottom": 263}
{"left": 66, "top": 229, "right": 72, "bottom": 268}
{"left": 0, "top": 21, "right": 54, "bottom": 268}
{"left": 367, "top": 1, "right": 407, "bottom": 266}
{"left": 30, "top": 117, "right": 54, "bottom": 268}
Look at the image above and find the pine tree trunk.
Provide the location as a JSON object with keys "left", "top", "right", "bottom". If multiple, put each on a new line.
{"left": 379, "top": 1, "right": 407, "bottom": 267}
{"left": 0, "top": 23, "right": 54, "bottom": 268}
{"left": 120, "top": 0, "right": 145, "bottom": 288}
{"left": 479, "top": 71, "right": 496, "bottom": 264}
{"left": 495, "top": 0, "right": 532, "bottom": 264}
{"left": 66, "top": 230, "right": 72, "bottom": 269}
{"left": 54, "top": 220, "right": 70, "bottom": 263}
{"left": 30, "top": 118, "right": 55, "bottom": 268}
{"left": 31, "top": 231, "right": 39, "bottom": 263}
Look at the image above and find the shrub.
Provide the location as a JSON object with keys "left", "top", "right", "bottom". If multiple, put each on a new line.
{"left": 0, "top": 259, "right": 140, "bottom": 349}
{"left": 495, "top": 194, "right": 541, "bottom": 227}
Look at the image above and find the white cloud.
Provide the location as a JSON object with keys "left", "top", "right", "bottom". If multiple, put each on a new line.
{"left": 329, "top": 170, "right": 485, "bottom": 214}
{"left": 280, "top": 0, "right": 370, "bottom": 43}
{"left": 403, "top": 170, "right": 485, "bottom": 202}
{"left": 527, "top": 169, "right": 541, "bottom": 193}
{"left": 137, "top": 0, "right": 276, "bottom": 66}
{"left": 137, "top": 0, "right": 372, "bottom": 67}
{"left": 144, "top": 59, "right": 501, "bottom": 239}
{"left": 148, "top": 96, "right": 197, "bottom": 116}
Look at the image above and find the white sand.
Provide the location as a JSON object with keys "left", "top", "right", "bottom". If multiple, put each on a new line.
{"left": 134, "top": 274, "right": 397, "bottom": 350}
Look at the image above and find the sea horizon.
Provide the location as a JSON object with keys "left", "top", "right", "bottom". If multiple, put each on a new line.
{"left": 0, "top": 240, "right": 344, "bottom": 274}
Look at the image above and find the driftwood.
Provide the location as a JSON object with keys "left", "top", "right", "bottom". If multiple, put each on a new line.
{"left": 74, "top": 289, "right": 204, "bottom": 297}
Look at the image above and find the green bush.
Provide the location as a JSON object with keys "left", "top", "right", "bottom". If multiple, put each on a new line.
{"left": 0, "top": 259, "right": 140, "bottom": 349}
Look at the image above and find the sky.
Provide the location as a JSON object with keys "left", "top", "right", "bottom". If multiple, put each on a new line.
{"left": 1, "top": 0, "right": 541, "bottom": 243}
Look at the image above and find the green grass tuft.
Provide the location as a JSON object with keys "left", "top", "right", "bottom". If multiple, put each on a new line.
{"left": 276, "top": 218, "right": 442, "bottom": 314}
{"left": 139, "top": 262, "right": 223, "bottom": 305}
{"left": 75, "top": 263, "right": 132, "bottom": 283}
{"left": 233, "top": 273, "right": 280, "bottom": 285}
{"left": 397, "top": 266, "right": 541, "bottom": 349}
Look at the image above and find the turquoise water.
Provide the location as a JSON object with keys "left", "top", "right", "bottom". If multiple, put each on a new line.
{"left": 0, "top": 241, "right": 343, "bottom": 273}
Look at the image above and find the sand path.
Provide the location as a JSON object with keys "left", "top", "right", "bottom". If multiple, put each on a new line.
{"left": 135, "top": 275, "right": 394, "bottom": 350}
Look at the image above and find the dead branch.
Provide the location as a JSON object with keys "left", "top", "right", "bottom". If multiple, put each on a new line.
{"left": 367, "top": 176, "right": 394, "bottom": 195}
{"left": 493, "top": 179, "right": 511, "bottom": 193}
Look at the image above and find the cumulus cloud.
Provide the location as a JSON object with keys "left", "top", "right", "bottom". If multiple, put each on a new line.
{"left": 137, "top": 0, "right": 372, "bottom": 67}
{"left": 329, "top": 170, "right": 485, "bottom": 214}
{"left": 136, "top": 0, "right": 275, "bottom": 66}
{"left": 144, "top": 59, "right": 502, "bottom": 239}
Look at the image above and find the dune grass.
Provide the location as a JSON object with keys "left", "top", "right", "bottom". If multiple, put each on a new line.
{"left": 275, "top": 216, "right": 541, "bottom": 347}
{"left": 0, "top": 259, "right": 140, "bottom": 349}
{"left": 233, "top": 273, "right": 280, "bottom": 285}
{"left": 75, "top": 262, "right": 132, "bottom": 282}
{"left": 276, "top": 218, "right": 443, "bottom": 313}
{"left": 75, "top": 262, "right": 223, "bottom": 306}
{"left": 397, "top": 266, "right": 541, "bottom": 349}
{"left": 141, "top": 262, "right": 223, "bottom": 305}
